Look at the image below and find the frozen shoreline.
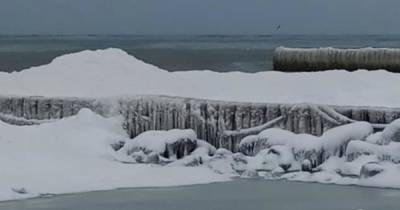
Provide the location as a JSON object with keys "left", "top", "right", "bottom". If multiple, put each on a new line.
{"left": 1, "top": 109, "right": 400, "bottom": 202}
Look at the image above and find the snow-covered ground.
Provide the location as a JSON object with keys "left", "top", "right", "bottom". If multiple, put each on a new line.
{"left": 0, "top": 109, "right": 230, "bottom": 202}
{"left": 1, "top": 109, "right": 400, "bottom": 202}
{"left": 0, "top": 48, "right": 399, "bottom": 107}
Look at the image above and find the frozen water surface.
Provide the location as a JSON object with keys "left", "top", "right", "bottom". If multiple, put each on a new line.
{"left": 1, "top": 180, "right": 400, "bottom": 210}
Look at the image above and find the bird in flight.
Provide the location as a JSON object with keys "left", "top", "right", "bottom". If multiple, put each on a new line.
{"left": 276, "top": 25, "right": 281, "bottom": 31}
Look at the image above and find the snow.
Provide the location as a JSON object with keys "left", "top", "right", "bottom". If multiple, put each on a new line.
{"left": 320, "top": 122, "right": 373, "bottom": 160}
{"left": 120, "top": 129, "right": 197, "bottom": 155}
{"left": 0, "top": 109, "right": 229, "bottom": 202}
{"left": 239, "top": 122, "right": 372, "bottom": 166}
{"left": 239, "top": 128, "right": 321, "bottom": 156}
{"left": 346, "top": 140, "right": 400, "bottom": 163}
{"left": 2, "top": 48, "right": 400, "bottom": 200}
{"left": 2, "top": 108, "right": 400, "bottom": 202}
{"left": 232, "top": 122, "right": 400, "bottom": 189}
{"left": 0, "top": 48, "right": 399, "bottom": 107}
{"left": 381, "top": 119, "right": 400, "bottom": 144}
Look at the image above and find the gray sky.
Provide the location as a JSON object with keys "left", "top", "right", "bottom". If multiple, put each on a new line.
{"left": 1, "top": 0, "right": 399, "bottom": 35}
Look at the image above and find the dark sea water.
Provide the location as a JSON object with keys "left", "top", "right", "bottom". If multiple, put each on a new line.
{"left": 1, "top": 180, "right": 400, "bottom": 210}
{"left": 2, "top": 35, "right": 400, "bottom": 72}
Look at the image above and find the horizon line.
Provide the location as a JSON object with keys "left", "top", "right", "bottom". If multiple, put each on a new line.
{"left": 1, "top": 33, "right": 400, "bottom": 37}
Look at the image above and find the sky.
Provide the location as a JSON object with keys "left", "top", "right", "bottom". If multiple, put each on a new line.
{"left": 0, "top": 0, "right": 399, "bottom": 35}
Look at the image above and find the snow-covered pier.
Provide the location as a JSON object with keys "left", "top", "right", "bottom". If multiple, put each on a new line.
{"left": 273, "top": 47, "right": 400, "bottom": 72}
{"left": 1, "top": 95, "right": 399, "bottom": 151}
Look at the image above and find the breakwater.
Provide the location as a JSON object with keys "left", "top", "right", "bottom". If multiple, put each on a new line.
{"left": 273, "top": 47, "right": 400, "bottom": 72}
{"left": 1, "top": 95, "right": 399, "bottom": 151}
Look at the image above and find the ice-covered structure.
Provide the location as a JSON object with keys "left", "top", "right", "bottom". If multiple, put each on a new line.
{"left": 1, "top": 96, "right": 399, "bottom": 152}
{"left": 0, "top": 48, "right": 399, "bottom": 151}
{"left": 238, "top": 122, "right": 373, "bottom": 167}
{"left": 346, "top": 141, "right": 400, "bottom": 163}
{"left": 2, "top": 48, "right": 400, "bottom": 200}
{"left": 273, "top": 47, "right": 400, "bottom": 72}
{"left": 120, "top": 129, "right": 198, "bottom": 161}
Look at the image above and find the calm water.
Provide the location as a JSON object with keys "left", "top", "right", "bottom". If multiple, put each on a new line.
{"left": 2, "top": 35, "right": 400, "bottom": 72}
{"left": 1, "top": 180, "right": 400, "bottom": 210}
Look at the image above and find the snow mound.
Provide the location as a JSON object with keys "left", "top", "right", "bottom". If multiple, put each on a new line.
{"left": 0, "top": 108, "right": 229, "bottom": 201}
{"left": 120, "top": 129, "right": 198, "bottom": 160}
{"left": 0, "top": 48, "right": 400, "bottom": 107}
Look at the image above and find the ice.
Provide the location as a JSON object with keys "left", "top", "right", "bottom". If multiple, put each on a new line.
{"left": 239, "top": 122, "right": 372, "bottom": 167}
{"left": 320, "top": 122, "right": 373, "bottom": 161}
{"left": 381, "top": 119, "right": 400, "bottom": 144}
{"left": 1, "top": 48, "right": 400, "bottom": 200}
{"left": 120, "top": 129, "right": 198, "bottom": 160}
{"left": 2, "top": 107, "right": 400, "bottom": 202}
{"left": 360, "top": 162, "right": 385, "bottom": 179}
{"left": 346, "top": 140, "right": 400, "bottom": 163}
{"left": 238, "top": 128, "right": 321, "bottom": 157}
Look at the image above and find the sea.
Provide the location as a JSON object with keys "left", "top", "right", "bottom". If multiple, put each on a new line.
{"left": 1, "top": 34, "right": 400, "bottom": 73}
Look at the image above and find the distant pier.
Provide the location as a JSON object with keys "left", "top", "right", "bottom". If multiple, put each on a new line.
{"left": 273, "top": 47, "right": 400, "bottom": 72}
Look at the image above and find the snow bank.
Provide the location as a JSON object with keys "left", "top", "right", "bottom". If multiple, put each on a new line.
{"left": 0, "top": 48, "right": 400, "bottom": 107}
{"left": 0, "top": 109, "right": 229, "bottom": 201}
{"left": 2, "top": 108, "right": 400, "bottom": 201}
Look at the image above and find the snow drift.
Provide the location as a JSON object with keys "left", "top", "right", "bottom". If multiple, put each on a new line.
{"left": 0, "top": 48, "right": 400, "bottom": 107}
{"left": 2, "top": 108, "right": 400, "bottom": 202}
{"left": 0, "top": 109, "right": 229, "bottom": 201}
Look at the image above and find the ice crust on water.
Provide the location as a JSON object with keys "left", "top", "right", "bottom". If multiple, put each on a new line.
{"left": 0, "top": 48, "right": 400, "bottom": 107}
